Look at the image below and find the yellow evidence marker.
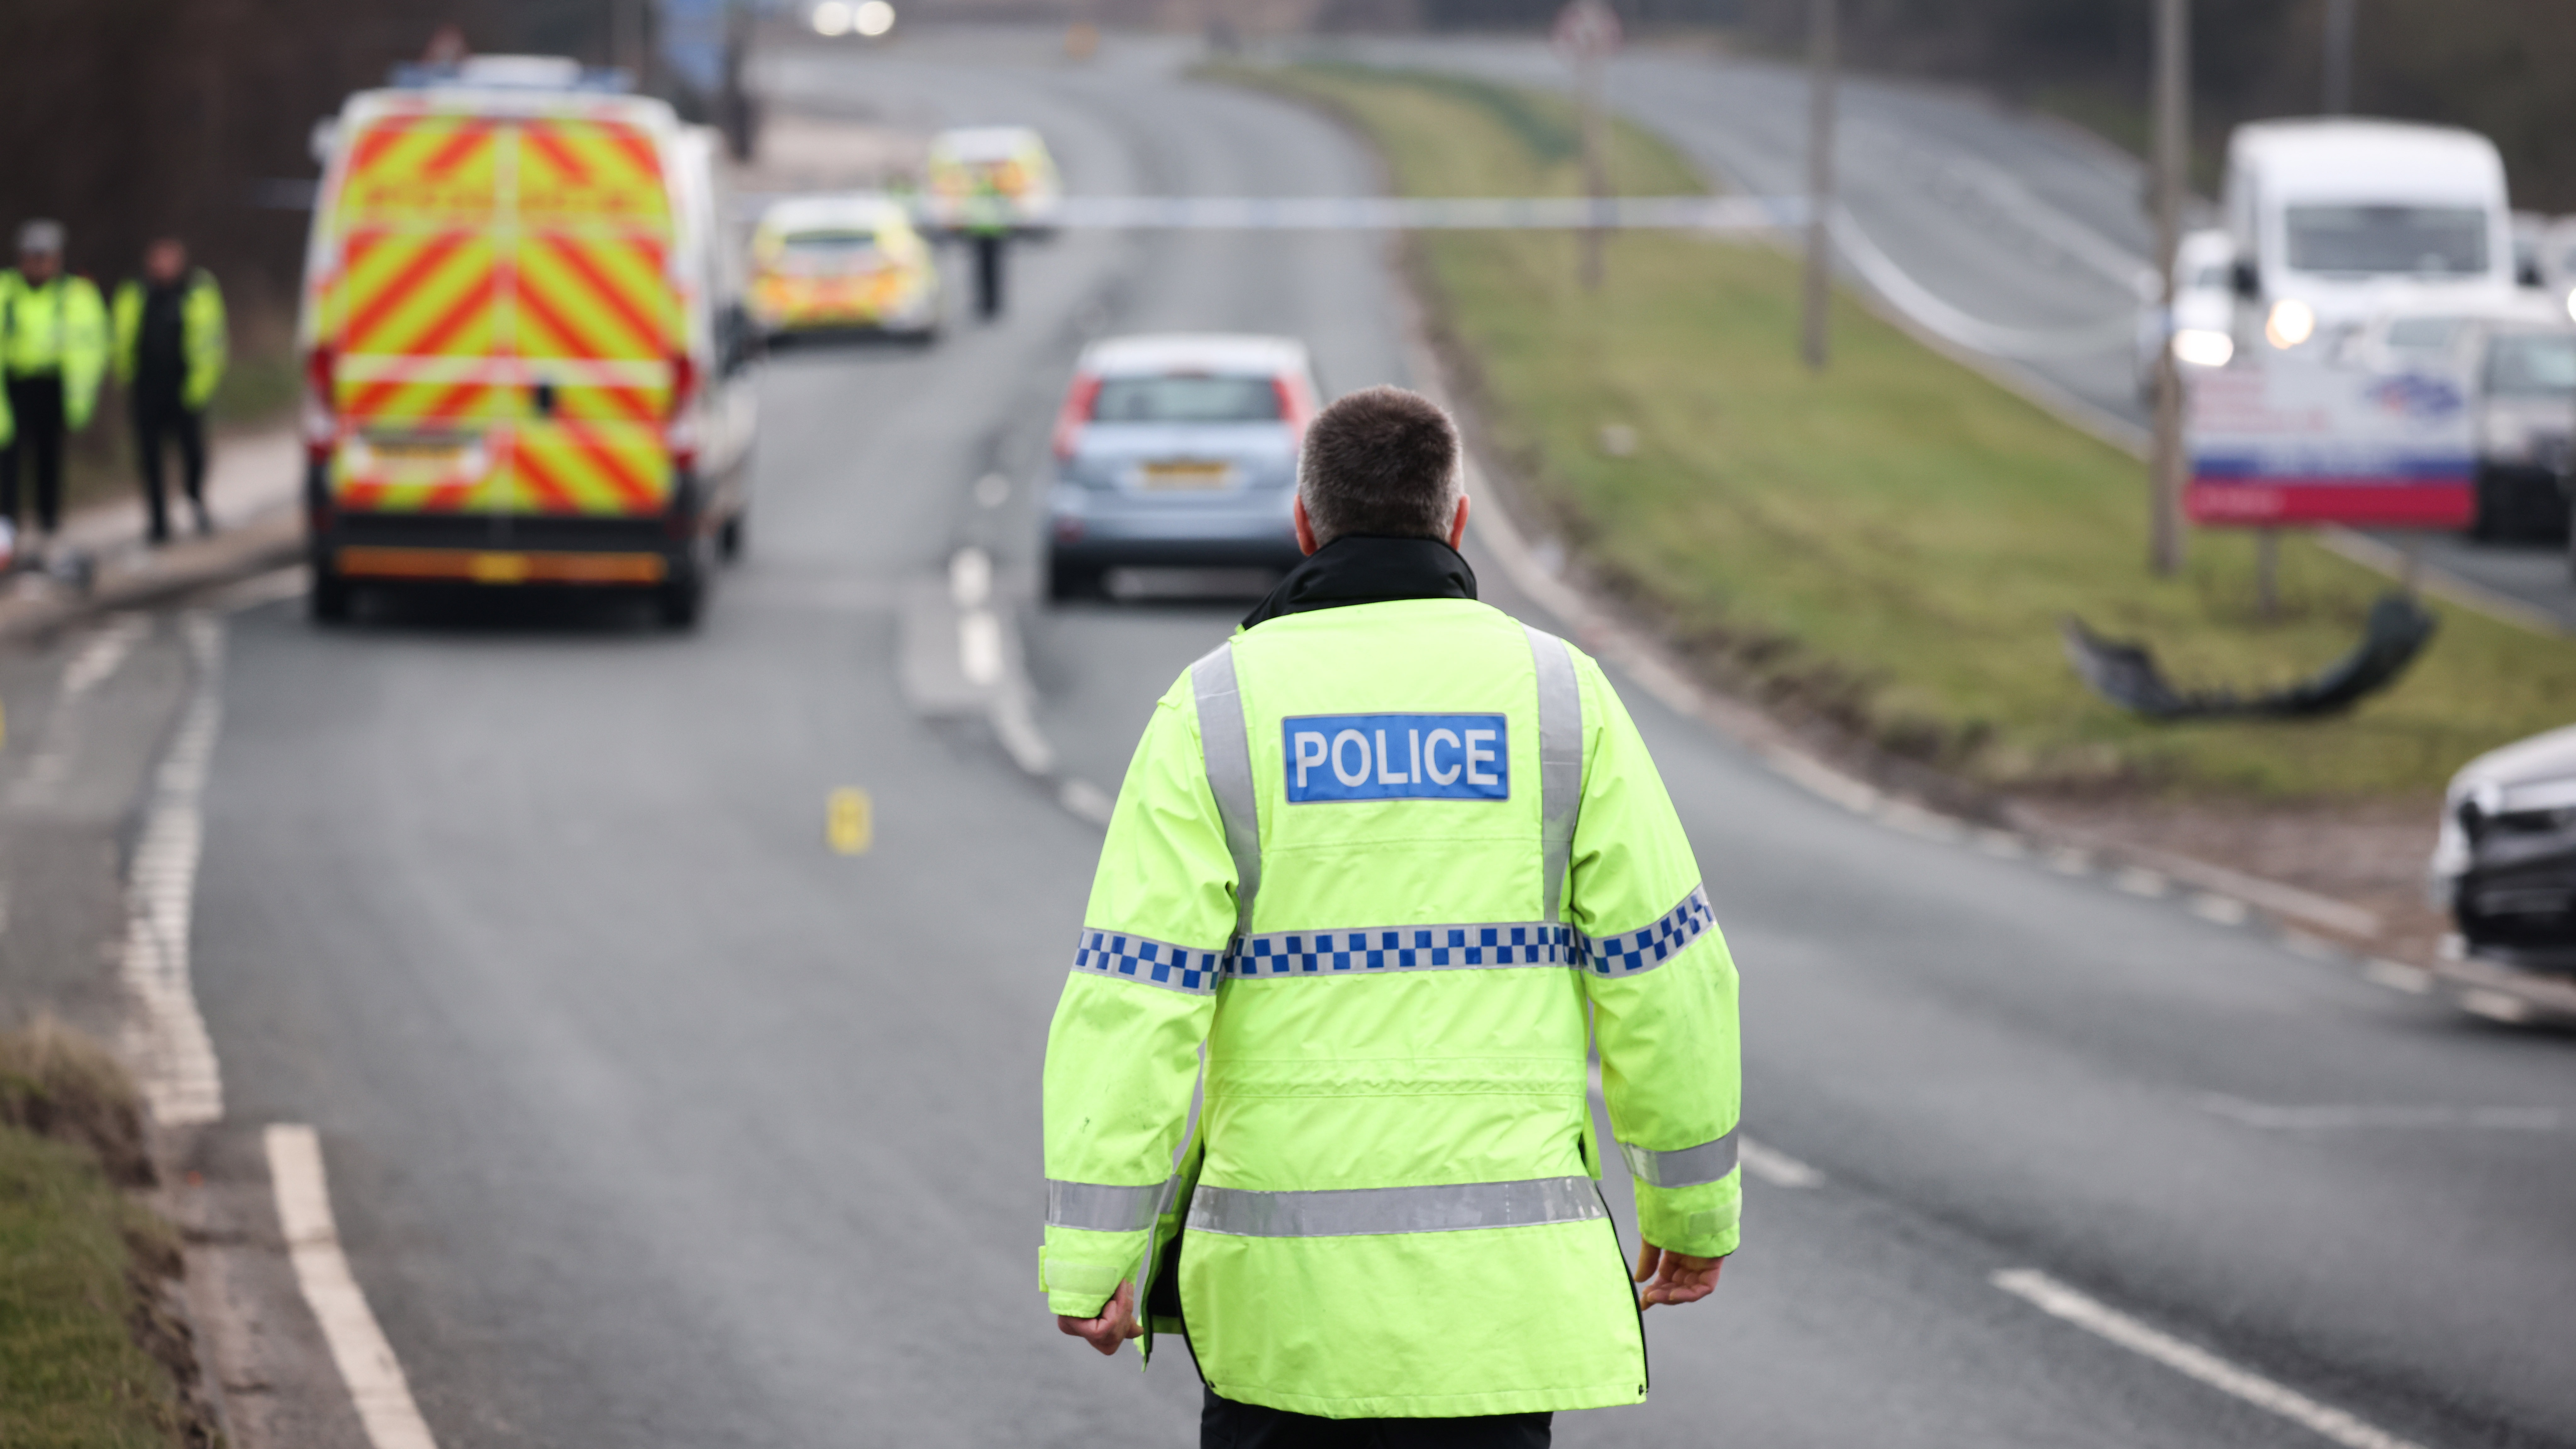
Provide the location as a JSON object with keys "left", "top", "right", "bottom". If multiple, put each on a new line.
{"left": 827, "top": 787, "right": 873, "bottom": 855}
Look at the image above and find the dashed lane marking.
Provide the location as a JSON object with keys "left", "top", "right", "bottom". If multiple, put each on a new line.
{"left": 266, "top": 1124, "right": 439, "bottom": 1449}
{"left": 119, "top": 613, "right": 224, "bottom": 1126}
{"left": 2112, "top": 867, "right": 2171, "bottom": 898}
{"left": 2363, "top": 959, "right": 2434, "bottom": 995}
{"left": 1993, "top": 1268, "right": 2431, "bottom": 1449}
{"left": 2188, "top": 893, "right": 2250, "bottom": 926}
{"left": 1739, "top": 1138, "right": 1825, "bottom": 1189}
{"left": 11, "top": 613, "right": 151, "bottom": 803}
{"left": 2199, "top": 1094, "right": 2557, "bottom": 1131}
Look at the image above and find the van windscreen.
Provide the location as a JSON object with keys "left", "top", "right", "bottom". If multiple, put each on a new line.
{"left": 2286, "top": 205, "right": 2487, "bottom": 277}
{"left": 1092, "top": 375, "right": 1282, "bottom": 424}
{"left": 2486, "top": 334, "right": 2576, "bottom": 397}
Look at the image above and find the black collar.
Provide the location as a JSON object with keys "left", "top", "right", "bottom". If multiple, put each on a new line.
{"left": 1241, "top": 535, "right": 1478, "bottom": 630}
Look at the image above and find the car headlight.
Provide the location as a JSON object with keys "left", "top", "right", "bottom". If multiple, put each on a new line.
{"left": 2264, "top": 299, "right": 2316, "bottom": 350}
{"left": 2172, "top": 329, "right": 2234, "bottom": 368}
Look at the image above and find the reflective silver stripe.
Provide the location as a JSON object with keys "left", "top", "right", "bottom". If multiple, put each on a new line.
{"left": 1191, "top": 641, "right": 1262, "bottom": 941}
{"left": 1047, "top": 1178, "right": 1172, "bottom": 1233}
{"left": 1187, "top": 1175, "right": 1606, "bottom": 1238}
{"left": 1618, "top": 1129, "right": 1740, "bottom": 1189}
{"left": 1226, "top": 921, "right": 1579, "bottom": 977}
{"left": 1526, "top": 625, "right": 1584, "bottom": 924}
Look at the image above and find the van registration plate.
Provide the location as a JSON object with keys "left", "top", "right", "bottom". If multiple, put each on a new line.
{"left": 1139, "top": 460, "right": 1234, "bottom": 491}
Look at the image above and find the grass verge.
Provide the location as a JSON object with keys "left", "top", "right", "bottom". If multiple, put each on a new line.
{"left": 1219, "top": 62, "right": 2576, "bottom": 800}
{"left": 0, "top": 1020, "right": 208, "bottom": 1449}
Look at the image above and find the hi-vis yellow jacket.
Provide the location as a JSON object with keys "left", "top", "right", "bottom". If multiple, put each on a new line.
{"left": 0, "top": 271, "right": 110, "bottom": 429}
{"left": 113, "top": 271, "right": 229, "bottom": 411}
{"left": 1041, "top": 596, "right": 1741, "bottom": 1419}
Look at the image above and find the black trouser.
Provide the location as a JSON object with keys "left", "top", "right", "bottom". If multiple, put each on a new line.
{"left": 133, "top": 387, "right": 208, "bottom": 541}
{"left": 2, "top": 373, "right": 67, "bottom": 535}
{"left": 1202, "top": 1388, "right": 1551, "bottom": 1449}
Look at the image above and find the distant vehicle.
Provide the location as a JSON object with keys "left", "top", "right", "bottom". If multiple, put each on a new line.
{"left": 2222, "top": 119, "right": 2517, "bottom": 359}
{"left": 2540, "top": 217, "right": 2576, "bottom": 324}
{"left": 920, "top": 126, "right": 1062, "bottom": 236}
{"left": 298, "top": 57, "right": 760, "bottom": 627}
{"left": 2139, "top": 228, "right": 2237, "bottom": 396}
{"left": 2341, "top": 299, "right": 2576, "bottom": 541}
{"left": 1044, "top": 334, "right": 1320, "bottom": 600}
{"left": 2432, "top": 724, "right": 2576, "bottom": 978}
{"left": 749, "top": 193, "right": 941, "bottom": 342}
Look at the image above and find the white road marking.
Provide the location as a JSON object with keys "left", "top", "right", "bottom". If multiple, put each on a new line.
{"left": 2279, "top": 931, "right": 2340, "bottom": 962}
{"left": 1058, "top": 778, "right": 1116, "bottom": 827}
{"left": 2362, "top": 959, "right": 2434, "bottom": 995}
{"left": 2044, "top": 846, "right": 2094, "bottom": 876}
{"left": 1762, "top": 749, "right": 1880, "bottom": 815}
{"left": 119, "top": 613, "right": 225, "bottom": 1126}
{"left": 973, "top": 472, "right": 1012, "bottom": 508}
{"left": 266, "top": 1124, "right": 438, "bottom": 1449}
{"left": 12, "top": 614, "right": 152, "bottom": 801}
{"left": 2188, "top": 893, "right": 2249, "bottom": 926}
{"left": 1876, "top": 801, "right": 1964, "bottom": 844}
{"left": 948, "top": 546, "right": 993, "bottom": 608}
{"left": 1739, "top": 1137, "right": 1825, "bottom": 1189}
{"left": 207, "top": 564, "right": 313, "bottom": 612}
{"left": 1992, "top": 1268, "right": 2430, "bottom": 1449}
{"left": 2200, "top": 1094, "right": 2556, "bottom": 1131}
{"left": 2457, "top": 989, "right": 2533, "bottom": 1025}
{"left": 2112, "top": 867, "right": 2171, "bottom": 898}
{"left": 958, "top": 610, "right": 1002, "bottom": 686}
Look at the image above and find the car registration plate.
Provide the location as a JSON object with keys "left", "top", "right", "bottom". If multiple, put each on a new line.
{"left": 1139, "top": 460, "right": 1235, "bottom": 490}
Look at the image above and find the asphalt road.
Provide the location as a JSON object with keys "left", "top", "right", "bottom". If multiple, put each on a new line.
{"left": 88, "top": 30, "right": 2575, "bottom": 1449}
{"left": 1330, "top": 35, "right": 2576, "bottom": 633}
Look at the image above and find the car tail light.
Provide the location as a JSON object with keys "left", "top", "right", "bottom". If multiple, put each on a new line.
{"left": 302, "top": 345, "right": 337, "bottom": 463}
{"left": 1274, "top": 373, "right": 1316, "bottom": 441}
{"left": 1052, "top": 373, "right": 1101, "bottom": 462}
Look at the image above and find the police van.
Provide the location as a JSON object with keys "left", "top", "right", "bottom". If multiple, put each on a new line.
{"left": 297, "top": 55, "right": 759, "bottom": 626}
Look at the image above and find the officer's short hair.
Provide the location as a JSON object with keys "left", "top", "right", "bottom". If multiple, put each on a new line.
{"left": 1299, "top": 386, "right": 1461, "bottom": 546}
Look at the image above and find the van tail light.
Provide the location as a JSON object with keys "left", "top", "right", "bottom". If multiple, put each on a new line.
{"left": 302, "top": 345, "right": 338, "bottom": 463}
{"left": 1052, "top": 373, "right": 1101, "bottom": 462}
{"left": 666, "top": 351, "right": 700, "bottom": 471}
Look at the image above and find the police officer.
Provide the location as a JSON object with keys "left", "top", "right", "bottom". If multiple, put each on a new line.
{"left": 1, "top": 219, "right": 109, "bottom": 561}
{"left": 114, "top": 237, "right": 229, "bottom": 544}
{"left": 1041, "top": 387, "right": 1740, "bottom": 1446}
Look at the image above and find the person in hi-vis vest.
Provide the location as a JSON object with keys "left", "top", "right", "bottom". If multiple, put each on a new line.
{"left": 1041, "top": 386, "right": 1742, "bottom": 1447}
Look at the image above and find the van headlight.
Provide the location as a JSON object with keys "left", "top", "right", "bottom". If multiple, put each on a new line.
{"left": 2265, "top": 299, "right": 2316, "bottom": 349}
{"left": 2171, "top": 329, "right": 2235, "bottom": 368}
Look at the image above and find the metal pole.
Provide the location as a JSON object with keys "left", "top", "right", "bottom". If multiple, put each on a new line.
{"left": 1801, "top": 0, "right": 1837, "bottom": 371}
{"left": 2148, "top": 0, "right": 2189, "bottom": 576}
{"left": 1579, "top": 49, "right": 1607, "bottom": 292}
{"left": 2322, "top": 0, "right": 2356, "bottom": 115}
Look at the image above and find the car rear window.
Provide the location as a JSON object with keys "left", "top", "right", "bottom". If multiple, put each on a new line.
{"left": 1092, "top": 375, "right": 1281, "bottom": 424}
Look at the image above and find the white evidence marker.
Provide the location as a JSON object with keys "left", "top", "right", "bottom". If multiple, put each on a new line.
{"left": 266, "top": 1124, "right": 439, "bottom": 1449}
{"left": 1992, "top": 1269, "right": 2430, "bottom": 1449}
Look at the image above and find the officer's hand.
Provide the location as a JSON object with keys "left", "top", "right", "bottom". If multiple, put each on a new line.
{"left": 1057, "top": 1279, "right": 1143, "bottom": 1356}
{"left": 1633, "top": 1242, "right": 1725, "bottom": 1310}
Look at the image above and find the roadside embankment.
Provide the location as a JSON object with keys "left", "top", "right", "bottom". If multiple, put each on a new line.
{"left": 1219, "top": 62, "right": 2576, "bottom": 806}
{"left": 0, "top": 1019, "right": 214, "bottom": 1448}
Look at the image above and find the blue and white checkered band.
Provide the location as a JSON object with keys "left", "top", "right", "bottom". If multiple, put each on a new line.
{"left": 1582, "top": 885, "right": 1715, "bottom": 977}
{"left": 1224, "top": 922, "right": 1580, "bottom": 978}
{"left": 1070, "top": 929, "right": 1223, "bottom": 995}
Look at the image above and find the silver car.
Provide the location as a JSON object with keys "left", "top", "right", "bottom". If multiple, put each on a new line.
{"left": 1045, "top": 334, "right": 1319, "bottom": 599}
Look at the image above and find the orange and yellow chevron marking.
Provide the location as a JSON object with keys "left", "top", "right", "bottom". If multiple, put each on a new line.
{"left": 319, "top": 113, "right": 682, "bottom": 522}
{"left": 337, "top": 547, "right": 667, "bottom": 585}
{"left": 510, "top": 425, "right": 669, "bottom": 515}
{"left": 338, "top": 118, "right": 498, "bottom": 225}
{"left": 517, "top": 120, "right": 669, "bottom": 228}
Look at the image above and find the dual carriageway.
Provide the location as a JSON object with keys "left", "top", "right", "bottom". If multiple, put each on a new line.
{"left": 3, "top": 28, "right": 2572, "bottom": 1449}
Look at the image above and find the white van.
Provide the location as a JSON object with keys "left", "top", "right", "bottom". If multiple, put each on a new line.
{"left": 2223, "top": 119, "right": 2515, "bottom": 357}
{"left": 298, "top": 56, "right": 760, "bottom": 627}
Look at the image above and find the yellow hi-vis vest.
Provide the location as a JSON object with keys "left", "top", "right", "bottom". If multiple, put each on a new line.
{"left": 113, "top": 270, "right": 230, "bottom": 412}
{"left": 0, "top": 271, "right": 110, "bottom": 429}
{"left": 1041, "top": 597, "right": 1742, "bottom": 1419}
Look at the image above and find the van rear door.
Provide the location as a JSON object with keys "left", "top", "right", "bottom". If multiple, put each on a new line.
{"left": 319, "top": 107, "right": 681, "bottom": 520}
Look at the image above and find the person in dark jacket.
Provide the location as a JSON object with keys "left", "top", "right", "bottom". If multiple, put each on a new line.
{"left": 112, "top": 237, "right": 228, "bottom": 543}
